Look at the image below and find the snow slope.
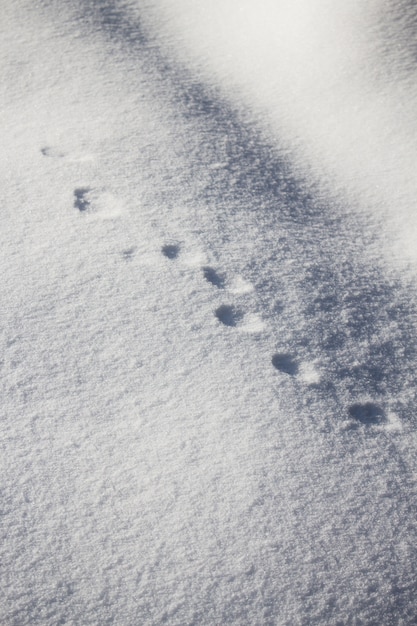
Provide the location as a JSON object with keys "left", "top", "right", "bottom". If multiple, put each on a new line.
{"left": 139, "top": 0, "right": 417, "bottom": 265}
{"left": 1, "top": 1, "right": 417, "bottom": 624}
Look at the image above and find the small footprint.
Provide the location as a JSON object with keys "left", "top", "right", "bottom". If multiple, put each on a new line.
{"left": 41, "top": 146, "right": 95, "bottom": 162}
{"left": 203, "top": 266, "right": 225, "bottom": 288}
{"left": 122, "top": 247, "right": 136, "bottom": 261}
{"left": 215, "top": 304, "right": 244, "bottom": 327}
{"left": 74, "top": 187, "right": 91, "bottom": 212}
{"left": 41, "top": 146, "right": 65, "bottom": 158}
{"left": 348, "top": 402, "right": 385, "bottom": 425}
{"left": 73, "top": 188, "right": 125, "bottom": 218}
{"left": 162, "top": 244, "right": 180, "bottom": 259}
{"left": 272, "top": 353, "right": 299, "bottom": 375}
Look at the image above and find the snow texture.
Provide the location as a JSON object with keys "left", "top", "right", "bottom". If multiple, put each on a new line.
{"left": 2, "top": 1, "right": 417, "bottom": 624}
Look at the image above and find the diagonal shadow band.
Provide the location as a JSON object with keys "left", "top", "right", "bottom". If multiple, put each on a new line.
{"left": 63, "top": 0, "right": 417, "bottom": 426}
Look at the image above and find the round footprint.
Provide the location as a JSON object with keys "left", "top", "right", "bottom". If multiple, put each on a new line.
{"left": 162, "top": 244, "right": 180, "bottom": 259}
{"left": 215, "top": 305, "right": 244, "bottom": 327}
{"left": 272, "top": 353, "right": 298, "bottom": 375}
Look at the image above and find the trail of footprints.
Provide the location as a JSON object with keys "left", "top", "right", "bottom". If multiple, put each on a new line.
{"left": 160, "top": 239, "right": 377, "bottom": 424}
{"left": 41, "top": 140, "right": 387, "bottom": 429}
{"left": 164, "top": 246, "right": 388, "bottom": 427}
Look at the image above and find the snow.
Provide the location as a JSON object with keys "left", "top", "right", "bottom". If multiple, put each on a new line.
{"left": 2, "top": 1, "right": 417, "bottom": 624}
{"left": 139, "top": 0, "right": 417, "bottom": 266}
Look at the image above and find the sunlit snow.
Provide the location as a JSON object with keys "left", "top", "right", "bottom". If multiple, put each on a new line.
{"left": 2, "top": 1, "right": 417, "bottom": 624}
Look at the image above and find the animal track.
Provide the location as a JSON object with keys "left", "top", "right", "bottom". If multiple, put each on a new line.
{"left": 348, "top": 402, "right": 385, "bottom": 425}
{"left": 215, "top": 304, "right": 244, "bottom": 327}
{"left": 41, "top": 146, "right": 65, "bottom": 158}
{"left": 122, "top": 247, "right": 136, "bottom": 260}
{"left": 207, "top": 270, "right": 263, "bottom": 332}
{"left": 74, "top": 187, "right": 91, "bottom": 212}
{"left": 162, "top": 244, "right": 180, "bottom": 259}
{"left": 203, "top": 266, "right": 225, "bottom": 288}
{"left": 41, "top": 146, "right": 95, "bottom": 162}
{"left": 272, "top": 353, "right": 299, "bottom": 375}
{"left": 73, "top": 188, "right": 125, "bottom": 218}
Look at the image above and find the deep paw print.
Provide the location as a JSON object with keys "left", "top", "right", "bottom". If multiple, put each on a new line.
{"left": 203, "top": 266, "right": 226, "bottom": 288}
{"left": 348, "top": 402, "right": 385, "bottom": 425}
{"left": 162, "top": 243, "right": 180, "bottom": 259}
{"left": 122, "top": 247, "right": 136, "bottom": 261}
{"left": 74, "top": 187, "right": 91, "bottom": 212}
{"left": 272, "top": 353, "right": 299, "bottom": 375}
{"left": 215, "top": 304, "right": 245, "bottom": 327}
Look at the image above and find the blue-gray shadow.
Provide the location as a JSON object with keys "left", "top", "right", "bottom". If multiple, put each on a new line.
{"left": 73, "top": 0, "right": 417, "bottom": 427}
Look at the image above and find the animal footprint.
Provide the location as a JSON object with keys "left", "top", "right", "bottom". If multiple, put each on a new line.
{"left": 41, "top": 146, "right": 65, "bottom": 158}
{"left": 74, "top": 187, "right": 91, "bottom": 212}
{"left": 203, "top": 266, "right": 225, "bottom": 288}
{"left": 215, "top": 304, "right": 244, "bottom": 327}
{"left": 272, "top": 353, "right": 299, "bottom": 375}
{"left": 122, "top": 247, "right": 136, "bottom": 261}
{"left": 162, "top": 244, "right": 180, "bottom": 259}
{"left": 348, "top": 402, "right": 385, "bottom": 425}
{"left": 73, "top": 188, "right": 125, "bottom": 219}
{"left": 207, "top": 269, "right": 264, "bottom": 331}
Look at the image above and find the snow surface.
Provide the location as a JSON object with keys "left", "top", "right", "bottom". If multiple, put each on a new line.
{"left": 2, "top": 1, "right": 417, "bottom": 624}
